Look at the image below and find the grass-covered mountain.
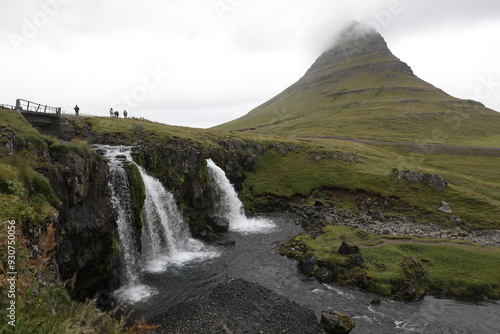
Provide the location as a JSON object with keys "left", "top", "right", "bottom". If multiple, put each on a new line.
{"left": 215, "top": 23, "right": 500, "bottom": 147}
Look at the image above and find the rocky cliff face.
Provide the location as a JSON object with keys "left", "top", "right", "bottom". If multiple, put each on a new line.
{"left": 42, "top": 147, "right": 119, "bottom": 298}
{"left": 131, "top": 139, "right": 266, "bottom": 238}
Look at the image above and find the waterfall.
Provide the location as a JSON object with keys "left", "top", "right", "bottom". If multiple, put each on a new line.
{"left": 140, "top": 170, "right": 216, "bottom": 273}
{"left": 105, "top": 147, "right": 141, "bottom": 285}
{"left": 206, "top": 159, "right": 275, "bottom": 234}
{"left": 102, "top": 146, "right": 217, "bottom": 303}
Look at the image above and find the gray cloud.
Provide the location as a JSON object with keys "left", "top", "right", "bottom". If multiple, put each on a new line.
{"left": 0, "top": 0, "right": 498, "bottom": 128}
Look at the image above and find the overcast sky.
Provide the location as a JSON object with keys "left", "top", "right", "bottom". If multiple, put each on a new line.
{"left": 1, "top": 0, "right": 499, "bottom": 128}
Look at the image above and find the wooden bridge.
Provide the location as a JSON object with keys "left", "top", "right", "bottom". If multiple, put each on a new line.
{"left": 1, "top": 98, "right": 76, "bottom": 140}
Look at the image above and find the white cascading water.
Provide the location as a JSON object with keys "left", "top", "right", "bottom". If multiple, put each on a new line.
{"left": 140, "top": 170, "right": 217, "bottom": 273}
{"left": 104, "top": 146, "right": 154, "bottom": 302}
{"left": 206, "top": 159, "right": 275, "bottom": 233}
{"left": 103, "top": 146, "right": 217, "bottom": 303}
{"left": 106, "top": 147, "right": 141, "bottom": 286}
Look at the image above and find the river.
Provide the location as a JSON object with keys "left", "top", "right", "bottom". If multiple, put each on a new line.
{"left": 119, "top": 213, "right": 500, "bottom": 334}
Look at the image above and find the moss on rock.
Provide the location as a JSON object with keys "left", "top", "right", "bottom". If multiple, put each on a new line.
{"left": 124, "top": 162, "right": 146, "bottom": 251}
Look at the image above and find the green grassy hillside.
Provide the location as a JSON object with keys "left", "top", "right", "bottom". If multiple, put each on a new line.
{"left": 215, "top": 24, "right": 500, "bottom": 147}
{"left": 67, "top": 114, "right": 500, "bottom": 229}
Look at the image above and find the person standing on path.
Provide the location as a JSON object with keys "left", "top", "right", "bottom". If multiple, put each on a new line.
{"left": 74, "top": 105, "right": 80, "bottom": 116}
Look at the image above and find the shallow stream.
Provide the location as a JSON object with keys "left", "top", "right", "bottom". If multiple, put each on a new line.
{"left": 118, "top": 213, "right": 500, "bottom": 334}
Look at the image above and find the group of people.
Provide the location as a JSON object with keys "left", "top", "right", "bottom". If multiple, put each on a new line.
{"left": 109, "top": 108, "right": 128, "bottom": 118}
{"left": 72, "top": 105, "right": 130, "bottom": 119}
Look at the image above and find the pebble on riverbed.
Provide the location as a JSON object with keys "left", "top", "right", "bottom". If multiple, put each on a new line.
{"left": 150, "top": 278, "right": 324, "bottom": 334}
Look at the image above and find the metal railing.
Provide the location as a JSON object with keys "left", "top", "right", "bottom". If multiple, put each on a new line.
{"left": 16, "top": 99, "right": 61, "bottom": 115}
{"left": 0, "top": 104, "right": 16, "bottom": 109}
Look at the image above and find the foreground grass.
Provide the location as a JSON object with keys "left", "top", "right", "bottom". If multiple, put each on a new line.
{"left": 298, "top": 225, "right": 500, "bottom": 299}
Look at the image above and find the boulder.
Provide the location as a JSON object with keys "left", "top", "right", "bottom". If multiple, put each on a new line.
{"left": 438, "top": 201, "right": 452, "bottom": 214}
{"left": 208, "top": 216, "right": 230, "bottom": 232}
{"left": 316, "top": 267, "right": 333, "bottom": 282}
{"left": 405, "top": 170, "right": 424, "bottom": 184}
{"left": 321, "top": 311, "right": 355, "bottom": 334}
{"left": 392, "top": 169, "right": 448, "bottom": 191}
{"left": 348, "top": 254, "right": 364, "bottom": 268}
{"left": 297, "top": 255, "right": 318, "bottom": 276}
{"left": 395, "top": 257, "right": 428, "bottom": 301}
{"left": 428, "top": 174, "right": 448, "bottom": 191}
{"left": 216, "top": 239, "right": 236, "bottom": 246}
{"left": 338, "top": 241, "right": 360, "bottom": 255}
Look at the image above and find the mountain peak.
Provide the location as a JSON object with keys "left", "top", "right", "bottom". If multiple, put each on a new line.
{"left": 305, "top": 22, "right": 413, "bottom": 86}
{"left": 215, "top": 23, "right": 500, "bottom": 145}
{"left": 334, "top": 21, "right": 379, "bottom": 46}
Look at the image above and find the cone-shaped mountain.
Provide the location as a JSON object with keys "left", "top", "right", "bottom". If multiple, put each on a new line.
{"left": 215, "top": 23, "right": 500, "bottom": 146}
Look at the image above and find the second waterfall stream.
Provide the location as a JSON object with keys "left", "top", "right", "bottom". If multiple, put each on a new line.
{"left": 206, "top": 158, "right": 275, "bottom": 234}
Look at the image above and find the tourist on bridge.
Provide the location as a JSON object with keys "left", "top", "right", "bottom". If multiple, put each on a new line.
{"left": 123, "top": 110, "right": 128, "bottom": 118}
{"left": 74, "top": 105, "right": 80, "bottom": 116}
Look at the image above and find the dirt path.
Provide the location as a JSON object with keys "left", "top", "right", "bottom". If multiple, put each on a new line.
{"left": 293, "top": 135, "right": 500, "bottom": 157}
{"left": 358, "top": 237, "right": 476, "bottom": 249}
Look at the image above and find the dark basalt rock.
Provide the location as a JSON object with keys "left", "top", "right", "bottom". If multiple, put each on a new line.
{"left": 42, "top": 149, "right": 119, "bottom": 298}
{"left": 338, "top": 241, "right": 360, "bottom": 255}
{"left": 316, "top": 267, "right": 333, "bottom": 282}
{"left": 207, "top": 215, "right": 230, "bottom": 233}
{"left": 428, "top": 174, "right": 448, "bottom": 191}
{"left": 321, "top": 311, "right": 355, "bottom": 334}
{"left": 392, "top": 169, "right": 448, "bottom": 191}
{"left": 395, "top": 257, "right": 428, "bottom": 301}
{"left": 215, "top": 239, "right": 236, "bottom": 246}
{"left": 298, "top": 255, "right": 318, "bottom": 276}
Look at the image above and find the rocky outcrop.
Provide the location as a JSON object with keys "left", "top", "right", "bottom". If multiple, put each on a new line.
{"left": 0, "top": 126, "right": 18, "bottom": 155}
{"left": 131, "top": 139, "right": 267, "bottom": 238}
{"left": 392, "top": 169, "right": 448, "bottom": 191}
{"left": 321, "top": 311, "right": 355, "bottom": 334}
{"left": 338, "top": 241, "right": 360, "bottom": 255}
{"left": 395, "top": 257, "right": 428, "bottom": 301}
{"left": 207, "top": 216, "right": 230, "bottom": 233}
{"left": 42, "top": 147, "right": 118, "bottom": 298}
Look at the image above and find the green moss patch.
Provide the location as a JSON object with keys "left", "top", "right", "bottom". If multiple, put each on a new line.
{"left": 124, "top": 162, "right": 146, "bottom": 250}
{"left": 291, "top": 225, "right": 500, "bottom": 300}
